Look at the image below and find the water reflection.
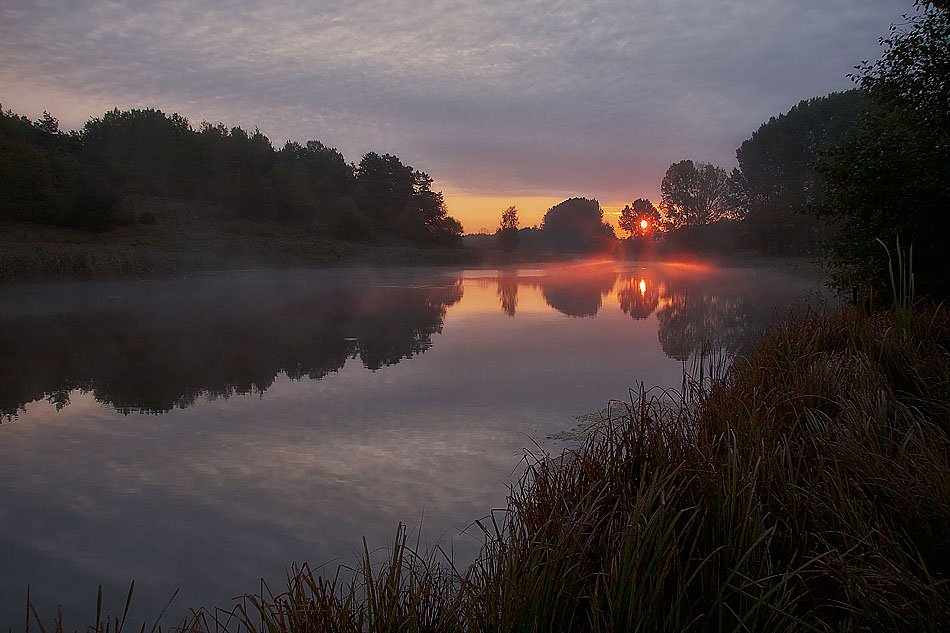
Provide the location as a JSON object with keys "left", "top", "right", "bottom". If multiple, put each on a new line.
{"left": 1, "top": 262, "right": 818, "bottom": 420}
{"left": 617, "top": 276, "right": 660, "bottom": 320}
{"left": 538, "top": 266, "right": 618, "bottom": 318}
{"left": 650, "top": 265, "right": 807, "bottom": 361}
{"left": 496, "top": 271, "right": 518, "bottom": 317}
{"left": 0, "top": 271, "right": 462, "bottom": 418}
{"left": 0, "top": 262, "right": 821, "bottom": 623}
{"left": 490, "top": 261, "right": 817, "bottom": 361}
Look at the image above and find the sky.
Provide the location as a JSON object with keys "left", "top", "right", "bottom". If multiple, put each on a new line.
{"left": 0, "top": 0, "right": 913, "bottom": 232}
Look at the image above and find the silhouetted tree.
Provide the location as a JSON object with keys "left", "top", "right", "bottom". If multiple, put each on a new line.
{"left": 814, "top": 1, "right": 950, "bottom": 298}
{"left": 732, "top": 90, "right": 865, "bottom": 255}
{"left": 540, "top": 197, "right": 616, "bottom": 252}
{"left": 0, "top": 106, "right": 125, "bottom": 230}
{"left": 356, "top": 152, "right": 462, "bottom": 245}
{"left": 2, "top": 104, "right": 461, "bottom": 246}
{"left": 619, "top": 198, "right": 661, "bottom": 237}
{"left": 500, "top": 205, "right": 519, "bottom": 230}
{"left": 660, "top": 160, "right": 731, "bottom": 230}
{"left": 412, "top": 171, "right": 463, "bottom": 245}
{"left": 82, "top": 107, "right": 193, "bottom": 195}
{"left": 35, "top": 111, "right": 60, "bottom": 135}
{"left": 497, "top": 205, "right": 520, "bottom": 251}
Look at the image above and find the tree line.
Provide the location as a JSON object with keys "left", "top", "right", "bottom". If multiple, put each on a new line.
{"left": 491, "top": 1, "right": 948, "bottom": 299}
{"left": 0, "top": 106, "right": 463, "bottom": 246}
{"left": 644, "top": 0, "right": 949, "bottom": 298}
{"left": 482, "top": 90, "right": 868, "bottom": 259}
{"left": 613, "top": 89, "right": 867, "bottom": 256}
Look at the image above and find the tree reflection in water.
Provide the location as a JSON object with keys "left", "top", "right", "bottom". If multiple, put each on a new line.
{"left": 616, "top": 274, "right": 661, "bottom": 320}
{"left": 2, "top": 263, "right": 816, "bottom": 419}
{"left": 492, "top": 262, "right": 815, "bottom": 363}
{"left": 656, "top": 290, "right": 750, "bottom": 361}
{"left": 646, "top": 265, "right": 807, "bottom": 361}
{"left": 0, "top": 272, "right": 463, "bottom": 418}
{"left": 538, "top": 267, "right": 618, "bottom": 318}
{"left": 496, "top": 271, "right": 519, "bottom": 317}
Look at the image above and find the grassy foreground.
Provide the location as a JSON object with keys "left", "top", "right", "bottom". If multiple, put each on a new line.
{"left": 31, "top": 301, "right": 950, "bottom": 632}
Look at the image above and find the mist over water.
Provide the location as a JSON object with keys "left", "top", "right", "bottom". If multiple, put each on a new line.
{"left": 0, "top": 261, "right": 822, "bottom": 625}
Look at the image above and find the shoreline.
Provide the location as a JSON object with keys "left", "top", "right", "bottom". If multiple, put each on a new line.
{"left": 1, "top": 217, "right": 822, "bottom": 284}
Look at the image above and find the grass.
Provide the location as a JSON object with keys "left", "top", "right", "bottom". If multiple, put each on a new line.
{"left": 25, "top": 299, "right": 950, "bottom": 632}
{"left": 0, "top": 196, "right": 480, "bottom": 282}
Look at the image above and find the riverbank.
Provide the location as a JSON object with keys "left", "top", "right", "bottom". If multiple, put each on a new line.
{"left": 27, "top": 298, "right": 948, "bottom": 631}
{"left": 1, "top": 199, "right": 817, "bottom": 283}
{"left": 0, "top": 197, "right": 481, "bottom": 282}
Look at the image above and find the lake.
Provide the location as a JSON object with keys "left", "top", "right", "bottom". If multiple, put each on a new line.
{"left": 0, "top": 259, "right": 823, "bottom": 626}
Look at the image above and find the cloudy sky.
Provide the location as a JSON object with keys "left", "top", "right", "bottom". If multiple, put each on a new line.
{"left": 0, "top": 0, "right": 911, "bottom": 231}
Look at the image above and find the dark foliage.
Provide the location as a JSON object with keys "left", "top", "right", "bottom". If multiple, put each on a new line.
{"left": 355, "top": 152, "right": 462, "bottom": 246}
{"left": 0, "top": 107, "right": 127, "bottom": 231}
{"left": 814, "top": 1, "right": 950, "bottom": 297}
{"left": 660, "top": 160, "right": 731, "bottom": 230}
{"left": 618, "top": 198, "right": 660, "bottom": 238}
{"left": 0, "top": 105, "right": 463, "bottom": 246}
{"left": 539, "top": 197, "right": 616, "bottom": 253}
{"left": 661, "top": 219, "right": 744, "bottom": 256}
{"left": 732, "top": 90, "right": 866, "bottom": 255}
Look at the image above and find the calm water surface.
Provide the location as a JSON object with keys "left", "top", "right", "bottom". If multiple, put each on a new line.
{"left": 0, "top": 260, "right": 823, "bottom": 625}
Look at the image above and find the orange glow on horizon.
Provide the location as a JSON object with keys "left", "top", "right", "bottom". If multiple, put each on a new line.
{"left": 439, "top": 192, "right": 566, "bottom": 233}
{"left": 439, "top": 190, "right": 632, "bottom": 233}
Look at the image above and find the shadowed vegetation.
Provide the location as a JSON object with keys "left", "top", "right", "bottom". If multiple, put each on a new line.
{"left": 732, "top": 90, "right": 866, "bottom": 256}
{"left": 0, "top": 105, "right": 464, "bottom": 281}
{"left": 814, "top": 1, "right": 950, "bottom": 298}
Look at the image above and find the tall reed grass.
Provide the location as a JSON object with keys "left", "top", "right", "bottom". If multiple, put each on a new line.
{"left": 28, "top": 301, "right": 950, "bottom": 632}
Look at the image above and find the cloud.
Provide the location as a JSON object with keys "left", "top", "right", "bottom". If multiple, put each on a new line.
{"left": 0, "top": 0, "right": 911, "bottom": 204}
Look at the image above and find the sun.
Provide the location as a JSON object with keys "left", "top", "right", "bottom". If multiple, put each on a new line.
{"left": 640, "top": 219, "right": 648, "bottom": 229}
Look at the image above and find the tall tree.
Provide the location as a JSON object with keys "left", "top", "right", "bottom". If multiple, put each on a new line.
{"left": 733, "top": 90, "right": 865, "bottom": 255}
{"left": 497, "top": 205, "right": 519, "bottom": 251}
{"left": 355, "top": 152, "right": 462, "bottom": 245}
{"left": 660, "top": 160, "right": 730, "bottom": 230}
{"left": 499, "top": 205, "right": 519, "bottom": 231}
{"left": 814, "top": 1, "right": 950, "bottom": 297}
